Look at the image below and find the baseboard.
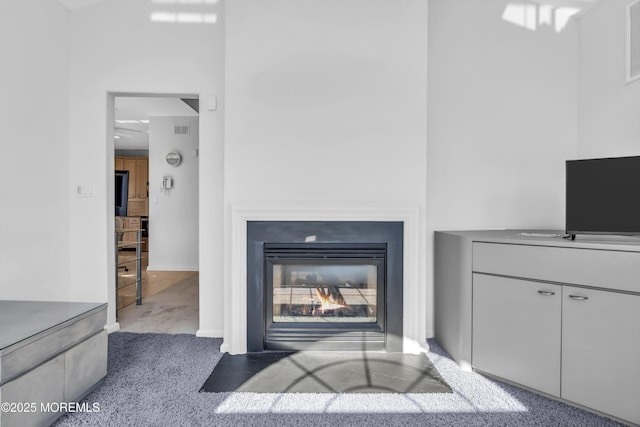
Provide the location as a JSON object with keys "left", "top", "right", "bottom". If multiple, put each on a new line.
{"left": 196, "top": 329, "right": 223, "bottom": 338}
{"left": 106, "top": 322, "right": 121, "bottom": 333}
{"left": 146, "top": 266, "right": 199, "bottom": 272}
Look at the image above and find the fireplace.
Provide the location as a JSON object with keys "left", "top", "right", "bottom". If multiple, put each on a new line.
{"left": 265, "top": 243, "right": 385, "bottom": 350}
{"left": 247, "top": 221, "right": 403, "bottom": 352}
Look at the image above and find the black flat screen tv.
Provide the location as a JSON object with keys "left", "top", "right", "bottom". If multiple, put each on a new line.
{"left": 115, "top": 170, "right": 129, "bottom": 217}
{"left": 566, "top": 156, "right": 640, "bottom": 239}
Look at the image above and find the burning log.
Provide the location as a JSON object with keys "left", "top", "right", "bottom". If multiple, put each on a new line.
{"left": 314, "top": 287, "right": 347, "bottom": 314}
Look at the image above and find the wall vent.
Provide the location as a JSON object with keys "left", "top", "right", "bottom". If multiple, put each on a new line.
{"left": 174, "top": 125, "right": 190, "bottom": 135}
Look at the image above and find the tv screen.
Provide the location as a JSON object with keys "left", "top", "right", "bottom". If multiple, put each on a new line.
{"left": 566, "top": 156, "right": 640, "bottom": 238}
{"left": 115, "top": 170, "right": 129, "bottom": 217}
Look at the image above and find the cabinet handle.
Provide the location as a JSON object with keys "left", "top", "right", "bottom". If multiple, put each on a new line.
{"left": 537, "top": 290, "right": 555, "bottom": 296}
{"left": 569, "top": 295, "right": 589, "bottom": 301}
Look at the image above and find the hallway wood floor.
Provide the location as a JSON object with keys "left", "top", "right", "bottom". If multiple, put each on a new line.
{"left": 117, "top": 251, "right": 199, "bottom": 334}
{"left": 117, "top": 251, "right": 196, "bottom": 308}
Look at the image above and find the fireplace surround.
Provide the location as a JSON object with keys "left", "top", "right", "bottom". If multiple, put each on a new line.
{"left": 247, "top": 222, "right": 403, "bottom": 352}
{"left": 221, "top": 204, "right": 426, "bottom": 355}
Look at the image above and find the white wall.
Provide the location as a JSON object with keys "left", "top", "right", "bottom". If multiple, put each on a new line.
{"left": 68, "top": 0, "right": 225, "bottom": 333}
{"left": 225, "top": 0, "right": 428, "bottom": 206}
{"left": 428, "top": 0, "right": 578, "bottom": 231}
{"left": 0, "top": 0, "right": 72, "bottom": 300}
{"left": 148, "top": 116, "right": 199, "bottom": 271}
{"left": 225, "top": 0, "right": 429, "bottom": 341}
{"left": 4, "top": 0, "right": 610, "bottom": 346}
{"left": 578, "top": 0, "right": 640, "bottom": 158}
{"left": 428, "top": 1, "right": 579, "bottom": 333}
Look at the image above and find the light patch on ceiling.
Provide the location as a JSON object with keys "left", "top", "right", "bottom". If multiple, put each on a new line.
{"left": 503, "top": 3, "right": 538, "bottom": 31}
{"left": 56, "top": 0, "right": 107, "bottom": 11}
{"left": 150, "top": 11, "right": 217, "bottom": 24}
{"left": 502, "top": 2, "right": 587, "bottom": 32}
{"left": 152, "top": 0, "right": 219, "bottom": 4}
{"left": 150, "top": 0, "right": 219, "bottom": 24}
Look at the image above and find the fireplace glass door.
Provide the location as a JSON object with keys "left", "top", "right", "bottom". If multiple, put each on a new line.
{"left": 263, "top": 243, "right": 386, "bottom": 350}
{"left": 271, "top": 262, "right": 379, "bottom": 323}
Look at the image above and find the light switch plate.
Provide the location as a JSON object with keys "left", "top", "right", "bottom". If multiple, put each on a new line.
{"left": 76, "top": 184, "right": 95, "bottom": 197}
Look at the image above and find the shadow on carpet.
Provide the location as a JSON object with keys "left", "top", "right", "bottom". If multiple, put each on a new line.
{"left": 200, "top": 351, "right": 452, "bottom": 393}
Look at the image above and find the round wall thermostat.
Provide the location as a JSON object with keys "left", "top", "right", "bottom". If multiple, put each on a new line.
{"left": 166, "top": 150, "right": 182, "bottom": 167}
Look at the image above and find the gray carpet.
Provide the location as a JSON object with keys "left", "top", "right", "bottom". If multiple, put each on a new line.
{"left": 53, "top": 333, "right": 624, "bottom": 427}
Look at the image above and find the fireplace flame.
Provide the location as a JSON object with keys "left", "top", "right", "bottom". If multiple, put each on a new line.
{"left": 314, "top": 287, "right": 347, "bottom": 314}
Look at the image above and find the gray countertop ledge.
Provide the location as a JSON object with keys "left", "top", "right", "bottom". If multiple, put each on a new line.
{"left": 437, "top": 229, "right": 640, "bottom": 252}
{"left": 0, "top": 301, "right": 106, "bottom": 352}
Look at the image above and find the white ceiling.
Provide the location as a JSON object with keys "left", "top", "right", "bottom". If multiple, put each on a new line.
{"left": 57, "top": 0, "right": 106, "bottom": 11}
{"left": 58, "top": 0, "right": 602, "bottom": 12}
{"left": 114, "top": 97, "right": 198, "bottom": 151}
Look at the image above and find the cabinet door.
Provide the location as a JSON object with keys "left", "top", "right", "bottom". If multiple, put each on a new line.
{"left": 562, "top": 286, "right": 640, "bottom": 425}
{"left": 473, "top": 274, "right": 561, "bottom": 396}
{"left": 122, "top": 217, "right": 140, "bottom": 243}
{"left": 122, "top": 218, "right": 132, "bottom": 243}
{"left": 123, "top": 158, "right": 137, "bottom": 198}
{"left": 128, "top": 200, "right": 146, "bottom": 217}
{"left": 135, "top": 158, "right": 148, "bottom": 199}
{"left": 114, "top": 157, "right": 124, "bottom": 171}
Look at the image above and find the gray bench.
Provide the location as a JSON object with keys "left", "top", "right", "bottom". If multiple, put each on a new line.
{"left": 0, "top": 301, "right": 107, "bottom": 427}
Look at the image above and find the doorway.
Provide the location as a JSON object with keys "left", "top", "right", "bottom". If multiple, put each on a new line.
{"left": 112, "top": 94, "right": 200, "bottom": 334}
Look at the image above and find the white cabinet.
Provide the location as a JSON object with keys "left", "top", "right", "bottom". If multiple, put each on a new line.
{"left": 472, "top": 274, "right": 561, "bottom": 397}
{"left": 562, "top": 286, "right": 640, "bottom": 425}
{"left": 434, "top": 230, "right": 640, "bottom": 426}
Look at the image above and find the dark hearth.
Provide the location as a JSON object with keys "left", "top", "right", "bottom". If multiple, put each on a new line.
{"left": 200, "top": 351, "right": 452, "bottom": 393}
{"left": 247, "top": 221, "right": 403, "bottom": 352}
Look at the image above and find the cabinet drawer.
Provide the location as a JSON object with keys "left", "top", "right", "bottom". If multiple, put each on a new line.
{"left": 0, "top": 354, "right": 65, "bottom": 427}
{"left": 65, "top": 331, "right": 107, "bottom": 401}
{"left": 473, "top": 242, "right": 640, "bottom": 293}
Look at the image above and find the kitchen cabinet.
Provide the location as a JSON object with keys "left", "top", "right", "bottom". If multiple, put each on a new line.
{"left": 117, "top": 216, "right": 140, "bottom": 244}
{"left": 114, "top": 156, "right": 148, "bottom": 216}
